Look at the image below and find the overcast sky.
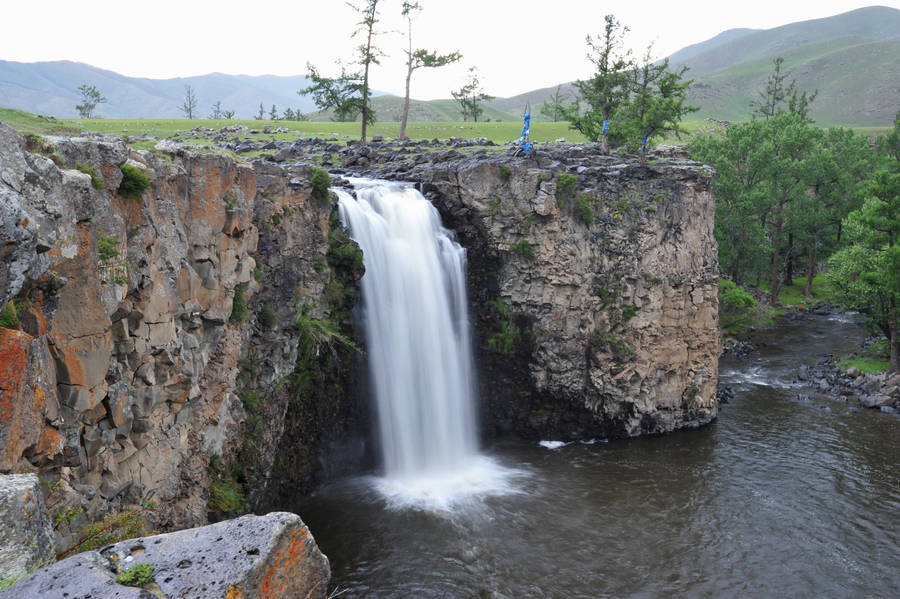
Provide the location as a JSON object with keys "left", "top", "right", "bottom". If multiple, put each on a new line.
{"left": 3, "top": 1, "right": 897, "bottom": 99}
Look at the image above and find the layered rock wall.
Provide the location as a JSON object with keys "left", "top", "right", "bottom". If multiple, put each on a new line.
{"left": 409, "top": 150, "right": 720, "bottom": 438}
{"left": 0, "top": 124, "right": 363, "bottom": 539}
{"left": 0, "top": 124, "right": 718, "bottom": 543}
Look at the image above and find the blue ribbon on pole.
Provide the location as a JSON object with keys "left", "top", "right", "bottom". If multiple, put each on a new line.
{"left": 602, "top": 120, "right": 609, "bottom": 135}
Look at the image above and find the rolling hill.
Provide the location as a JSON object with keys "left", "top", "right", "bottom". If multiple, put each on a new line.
{"left": 395, "top": 5, "right": 900, "bottom": 126}
{"left": 0, "top": 6, "right": 897, "bottom": 126}
{"left": 669, "top": 5, "right": 900, "bottom": 125}
{"left": 0, "top": 60, "right": 319, "bottom": 119}
{"left": 669, "top": 5, "right": 900, "bottom": 77}
{"left": 505, "top": 5, "right": 900, "bottom": 126}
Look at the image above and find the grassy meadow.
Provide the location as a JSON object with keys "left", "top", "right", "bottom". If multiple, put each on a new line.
{"left": 2, "top": 107, "right": 888, "bottom": 150}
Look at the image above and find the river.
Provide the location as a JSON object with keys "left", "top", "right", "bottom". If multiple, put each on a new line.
{"left": 299, "top": 312, "right": 899, "bottom": 598}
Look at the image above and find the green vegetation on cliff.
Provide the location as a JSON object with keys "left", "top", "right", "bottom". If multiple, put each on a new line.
{"left": 117, "top": 164, "right": 150, "bottom": 202}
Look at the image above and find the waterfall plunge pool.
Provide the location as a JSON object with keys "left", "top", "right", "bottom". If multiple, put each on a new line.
{"left": 301, "top": 182, "right": 899, "bottom": 597}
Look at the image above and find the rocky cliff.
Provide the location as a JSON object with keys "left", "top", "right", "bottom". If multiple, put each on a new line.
{"left": 0, "top": 123, "right": 364, "bottom": 546}
{"left": 0, "top": 124, "right": 718, "bottom": 545}
{"left": 328, "top": 138, "right": 719, "bottom": 438}
{"left": 411, "top": 150, "right": 720, "bottom": 439}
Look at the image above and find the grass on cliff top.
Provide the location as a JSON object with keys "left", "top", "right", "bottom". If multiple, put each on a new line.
{"left": 0, "top": 107, "right": 82, "bottom": 136}
{"left": 1, "top": 107, "right": 889, "bottom": 150}
{"left": 0, "top": 107, "right": 706, "bottom": 145}
{"left": 67, "top": 117, "right": 592, "bottom": 144}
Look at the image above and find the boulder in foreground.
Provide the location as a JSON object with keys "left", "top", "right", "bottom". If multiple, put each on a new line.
{"left": 1, "top": 511, "right": 330, "bottom": 599}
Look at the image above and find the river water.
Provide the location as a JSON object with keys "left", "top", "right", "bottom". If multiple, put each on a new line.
{"left": 300, "top": 312, "right": 898, "bottom": 596}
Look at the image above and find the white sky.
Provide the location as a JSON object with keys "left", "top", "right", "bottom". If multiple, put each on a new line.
{"left": 3, "top": 1, "right": 897, "bottom": 99}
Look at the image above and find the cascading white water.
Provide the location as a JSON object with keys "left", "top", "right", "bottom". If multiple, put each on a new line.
{"left": 337, "top": 181, "right": 479, "bottom": 471}
{"left": 336, "top": 180, "right": 517, "bottom": 509}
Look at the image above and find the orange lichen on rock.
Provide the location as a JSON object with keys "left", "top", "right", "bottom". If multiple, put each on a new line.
{"left": 258, "top": 526, "right": 326, "bottom": 599}
{"left": 0, "top": 328, "right": 32, "bottom": 424}
{"left": 0, "top": 328, "right": 47, "bottom": 471}
{"left": 225, "top": 584, "right": 245, "bottom": 599}
{"left": 36, "top": 427, "right": 64, "bottom": 460}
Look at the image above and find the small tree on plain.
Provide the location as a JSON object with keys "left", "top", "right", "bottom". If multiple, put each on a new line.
{"left": 452, "top": 67, "right": 492, "bottom": 122}
{"left": 300, "top": 0, "right": 382, "bottom": 141}
{"left": 223, "top": 109, "right": 236, "bottom": 119}
{"left": 398, "top": 1, "right": 461, "bottom": 138}
{"left": 255, "top": 103, "right": 265, "bottom": 120}
{"left": 561, "top": 15, "right": 633, "bottom": 153}
{"left": 210, "top": 101, "right": 223, "bottom": 119}
{"left": 180, "top": 85, "right": 198, "bottom": 119}
{"left": 451, "top": 86, "right": 470, "bottom": 121}
{"left": 540, "top": 85, "right": 570, "bottom": 121}
{"left": 751, "top": 57, "right": 818, "bottom": 122}
{"left": 269, "top": 104, "right": 278, "bottom": 120}
{"left": 75, "top": 84, "right": 107, "bottom": 118}
{"left": 299, "top": 62, "right": 366, "bottom": 122}
{"left": 348, "top": 0, "right": 384, "bottom": 142}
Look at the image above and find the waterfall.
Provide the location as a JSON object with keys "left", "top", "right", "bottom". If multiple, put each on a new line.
{"left": 336, "top": 181, "right": 481, "bottom": 483}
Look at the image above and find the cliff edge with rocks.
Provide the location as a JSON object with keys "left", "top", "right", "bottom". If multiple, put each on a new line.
{"left": 0, "top": 125, "right": 718, "bottom": 581}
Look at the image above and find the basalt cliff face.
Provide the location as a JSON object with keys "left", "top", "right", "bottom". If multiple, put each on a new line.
{"left": 0, "top": 123, "right": 364, "bottom": 545}
{"left": 411, "top": 152, "right": 720, "bottom": 439}
{"left": 0, "top": 125, "right": 718, "bottom": 542}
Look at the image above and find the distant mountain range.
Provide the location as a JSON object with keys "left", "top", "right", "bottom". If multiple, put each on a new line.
{"left": 1, "top": 6, "right": 898, "bottom": 126}
{"left": 0, "top": 61, "right": 319, "bottom": 119}
{"left": 491, "top": 5, "right": 899, "bottom": 126}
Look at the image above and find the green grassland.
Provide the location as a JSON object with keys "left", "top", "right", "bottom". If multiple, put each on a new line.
{"left": 1, "top": 107, "right": 887, "bottom": 152}
{"left": 0, "top": 107, "right": 726, "bottom": 147}
{"left": 773, "top": 275, "right": 832, "bottom": 307}
{"left": 0, "top": 107, "right": 83, "bottom": 136}
{"left": 314, "top": 95, "right": 520, "bottom": 124}
{"left": 67, "top": 117, "right": 590, "bottom": 144}
{"left": 723, "top": 275, "right": 834, "bottom": 336}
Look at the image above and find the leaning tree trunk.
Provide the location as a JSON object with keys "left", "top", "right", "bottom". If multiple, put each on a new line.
{"left": 399, "top": 65, "right": 413, "bottom": 140}
{"left": 783, "top": 232, "right": 794, "bottom": 285}
{"left": 770, "top": 243, "right": 781, "bottom": 305}
{"left": 360, "top": 24, "right": 374, "bottom": 144}
{"left": 399, "top": 20, "right": 414, "bottom": 140}
{"left": 889, "top": 301, "right": 900, "bottom": 373}
{"left": 804, "top": 238, "right": 817, "bottom": 297}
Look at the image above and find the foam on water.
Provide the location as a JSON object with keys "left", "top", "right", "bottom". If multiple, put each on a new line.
{"left": 539, "top": 440, "right": 570, "bottom": 450}
{"left": 369, "top": 455, "right": 527, "bottom": 512}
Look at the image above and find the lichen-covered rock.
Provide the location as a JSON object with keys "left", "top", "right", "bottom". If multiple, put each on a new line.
{"left": 0, "top": 474, "right": 55, "bottom": 586}
{"left": 231, "top": 162, "right": 367, "bottom": 510}
{"left": 1, "top": 512, "right": 329, "bottom": 599}
{"left": 0, "top": 329, "right": 59, "bottom": 472}
{"left": 412, "top": 151, "right": 720, "bottom": 439}
{"left": 0, "top": 123, "right": 261, "bottom": 532}
{"left": 0, "top": 120, "right": 366, "bottom": 535}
